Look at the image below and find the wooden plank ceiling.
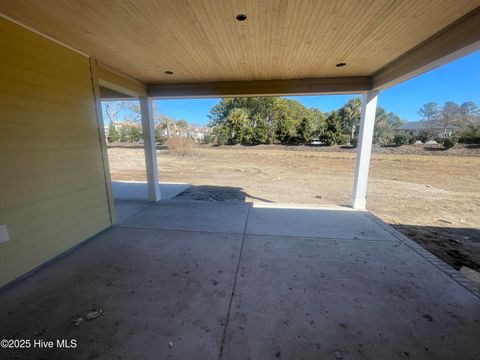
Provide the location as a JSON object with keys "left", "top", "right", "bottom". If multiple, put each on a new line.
{"left": 0, "top": 0, "right": 479, "bottom": 84}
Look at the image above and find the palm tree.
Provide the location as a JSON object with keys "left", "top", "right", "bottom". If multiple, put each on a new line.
{"left": 341, "top": 98, "right": 361, "bottom": 141}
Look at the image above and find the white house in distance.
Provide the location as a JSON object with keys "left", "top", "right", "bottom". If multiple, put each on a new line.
{"left": 156, "top": 125, "right": 211, "bottom": 142}
{"left": 189, "top": 126, "right": 211, "bottom": 142}
{"left": 396, "top": 121, "right": 457, "bottom": 138}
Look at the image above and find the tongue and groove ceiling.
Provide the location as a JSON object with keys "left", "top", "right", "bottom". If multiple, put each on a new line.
{"left": 0, "top": 0, "right": 479, "bottom": 85}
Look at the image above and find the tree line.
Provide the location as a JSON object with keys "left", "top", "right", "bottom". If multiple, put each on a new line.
{"left": 206, "top": 97, "right": 402, "bottom": 146}
{"left": 207, "top": 97, "right": 480, "bottom": 146}
{"left": 105, "top": 101, "right": 193, "bottom": 143}
{"left": 417, "top": 101, "right": 480, "bottom": 143}
{"left": 103, "top": 98, "right": 480, "bottom": 146}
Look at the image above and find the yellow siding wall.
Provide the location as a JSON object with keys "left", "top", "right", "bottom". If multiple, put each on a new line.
{"left": 0, "top": 18, "right": 112, "bottom": 287}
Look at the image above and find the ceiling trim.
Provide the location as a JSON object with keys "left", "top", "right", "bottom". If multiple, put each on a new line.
{"left": 372, "top": 6, "right": 480, "bottom": 90}
{"left": 96, "top": 61, "right": 147, "bottom": 97}
{"left": 148, "top": 77, "right": 372, "bottom": 98}
{"left": 99, "top": 86, "right": 135, "bottom": 100}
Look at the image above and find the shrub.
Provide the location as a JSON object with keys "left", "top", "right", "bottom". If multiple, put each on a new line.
{"left": 203, "top": 134, "right": 215, "bottom": 144}
{"left": 337, "top": 134, "right": 350, "bottom": 145}
{"left": 320, "top": 131, "right": 337, "bottom": 146}
{"left": 241, "top": 126, "right": 254, "bottom": 144}
{"left": 251, "top": 122, "right": 269, "bottom": 144}
{"left": 155, "top": 135, "right": 167, "bottom": 145}
{"left": 154, "top": 126, "right": 167, "bottom": 145}
{"left": 118, "top": 123, "right": 142, "bottom": 142}
{"left": 165, "top": 136, "right": 195, "bottom": 155}
{"left": 211, "top": 125, "right": 229, "bottom": 145}
{"left": 393, "top": 134, "right": 413, "bottom": 146}
{"left": 295, "top": 117, "right": 315, "bottom": 144}
{"left": 458, "top": 130, "right": 480, "bottom": 144}
{"left": 319, "top": 132, "right": 349, "bottom": 146}
{"left": 319, "top": 111, "right": 343, "bottom": 146}
{"left": 107, "top": 122, "right": 120, "bottom": 143}
{"left": 416, "top": 130, "right": 431, "bottom": 143}
{"left": 442, "top": 136, "right": 457, "bottom": 149}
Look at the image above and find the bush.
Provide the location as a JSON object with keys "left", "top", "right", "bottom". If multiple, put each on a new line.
{"left": 211, "top": 125, "right": 229, "bottom": 145}
{"left": 118, "top": 123, "right": 142, "bottom": 142}
{"left": 295, "top": 117, "right": 315, "bottom": 144}
{"left": 416, "top": 130, "right": 435, "bottom": 143}
{"left": 320, "top": 111, "right": 342, "bottom": 146}
{"left": 107, "top": 122, "right": 120, "bottom": 143}
{"left": 155, "top": 135, "right": 167, "bottom": 145}
{"left": 458, "top": 130, "right": 480, "bottom": 144}
{"left": 337, "top": 134, "right": 350, "bottom": 145}
{"left": 442, "top": 136, "right": 457, "bottom": 149}
{"left": 241, "top": 126, "right": 254, "bottom": 144}
{"left": 203, "top": 134, "right": 215, "bottom": 144}
{"left": 320, "top": 131, "right": 337, "bottom": 146}
{"left": 154, "top": 126, "right": 167, "bottom": 145}
{"left": 165, "top": 136, "right": 195, "bottom": 155}
{"left": 393, "top": 134, "right": 413, "bottom": 146}
{"left": 319, "top": 132, "right": 349, "bottom": 146}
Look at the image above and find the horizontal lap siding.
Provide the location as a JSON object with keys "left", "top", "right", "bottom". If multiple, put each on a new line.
{"left": 0, "top": 18, "right": 111, "bottom": 287}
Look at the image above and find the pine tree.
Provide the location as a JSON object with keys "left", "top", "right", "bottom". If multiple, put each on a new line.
{"left": 321, "top": 111, "right": 343, "bottom": 145}
{"left": 107, "top": 122, "right": 120, "bottom": 143}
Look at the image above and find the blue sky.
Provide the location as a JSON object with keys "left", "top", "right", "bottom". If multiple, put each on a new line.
{"left": 106, "top": 50, "right": 479, "bottom": 125}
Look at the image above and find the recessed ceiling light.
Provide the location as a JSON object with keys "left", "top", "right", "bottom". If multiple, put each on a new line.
{"left": 164, "top": 70, "right": 174, "bottom": 75}
{"left": 336, "top": 62, "right": 347, "bottom": 67}
{"left": 236, "top": 14, "right": 247, "bottom": 21}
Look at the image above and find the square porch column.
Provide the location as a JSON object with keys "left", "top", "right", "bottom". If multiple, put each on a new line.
{"left": 139, "top": 96, "right": 161, "bottom": 201}
{"left": 351, "top": 90, "right": 379, "bottom": 209}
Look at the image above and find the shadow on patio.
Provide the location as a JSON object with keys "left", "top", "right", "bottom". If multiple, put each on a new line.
{"left": 1, "top": 199, "right": 479, "bottom": 359}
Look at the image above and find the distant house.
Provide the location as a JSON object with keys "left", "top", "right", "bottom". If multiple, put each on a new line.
{"left": 395, "top": 121, "right": 456, "bottom": 138}
{"left": 189, "top": 127, "right": 211, "bottom": 142}
{"left": 156, "top": 126, "right": 211, "bottom": 142}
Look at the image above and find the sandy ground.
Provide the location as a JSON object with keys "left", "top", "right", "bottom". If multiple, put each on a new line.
{"left": 108, "top": 144, "right": 480, "bottom": 271}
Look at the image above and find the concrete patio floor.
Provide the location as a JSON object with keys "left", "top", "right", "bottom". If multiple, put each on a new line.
{"left": 112, "top": 181, "right": 191, "bottom": 201}
{"left": 1, "top": 200, "right": 479, "bottom": 359}
{"left": 112, "top": 181, "right": 191, "bottom": 222}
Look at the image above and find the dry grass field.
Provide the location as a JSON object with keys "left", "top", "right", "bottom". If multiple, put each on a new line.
{"left": 108, "top": 144, "right": 480, "bottom": 271}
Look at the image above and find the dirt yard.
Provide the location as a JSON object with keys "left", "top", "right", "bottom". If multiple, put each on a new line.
{"left": 108, "top": 144, "right": 480, "bottom": 271}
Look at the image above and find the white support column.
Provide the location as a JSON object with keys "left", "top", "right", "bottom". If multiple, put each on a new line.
{"left": 351, "top": 90, "right": 379, "bottom": 209}
{"left": 139, "top": 96, "right": 161, "bottom": 201}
